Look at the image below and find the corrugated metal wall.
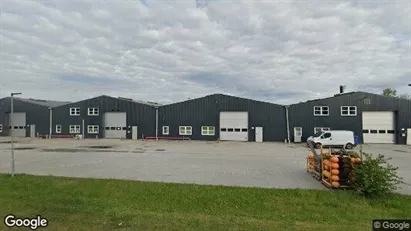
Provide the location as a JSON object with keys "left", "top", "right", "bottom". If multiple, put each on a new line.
{"left": 52, "top": 95, "right": 156, "bottom": 139}
{"left": 0, "top": 97, "right": 51, "bottom": 137}
{"left": 158, "top": 94, "right": 287, "bottom": 142}
{"left": 289, "top": 92, "right": 411, "bottom": 144}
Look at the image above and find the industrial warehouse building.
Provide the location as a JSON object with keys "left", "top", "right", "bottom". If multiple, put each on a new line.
{"left": 50, "top": 95, "right": 159, "bottom": 139}
{"left": 1, "top": 90, "right": 410, "bottom": 145}
{"left": 288, "top": 91, "right": 411, "bottom": 145}
{"left": 0, "top": 97, "right": 70, "bottom": 137}
{"left": 158, "top": 94, "right": 287, "bottom": 142}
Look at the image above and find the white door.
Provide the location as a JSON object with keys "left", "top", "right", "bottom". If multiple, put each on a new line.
{"left": 321, "top": 132, "right": 332, "bottom": 146}
{"left": 407, "top": 128, "right": 411, "bottom": 145}
{"left": 30, "top": 125, "right": 35, "bottom": 138}
{"left": 294, "top": 127, "right": 302, "bottom": 143}
{"left": 103, "top": 112, "right": 127, "bottom": 139}
{"left": 362, "top": 111, "right": 395, "bottom": 144}
{"left": 219, "top": 112, "right": 248, "bottom": 141}
{"left": 255, "top": 127, "right": 263, "bottom": 142}
{"left": 9, "top": 112, "right": 26, "bottom": 137}
{"left": 132, "top": 126, "right": 138, "bottom": 140}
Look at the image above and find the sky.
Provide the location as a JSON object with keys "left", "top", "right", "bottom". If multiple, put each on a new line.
{"left": 0, "top": 0, "right": 410, "bottom": 105}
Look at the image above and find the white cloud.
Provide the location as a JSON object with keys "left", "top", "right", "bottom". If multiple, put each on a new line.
{"left": 0, "top": 0, "right": 410, "bottom": 105}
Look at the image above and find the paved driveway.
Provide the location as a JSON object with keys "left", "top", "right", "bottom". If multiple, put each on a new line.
{"left": 0, "top": 138, "right": 409, "bottom": 194}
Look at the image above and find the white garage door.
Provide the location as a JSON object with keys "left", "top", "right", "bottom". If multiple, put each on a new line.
{"left": 103, "top": 112, "right": 127, "bottom": 139}
{"left": 219, "top": 112, "right": 248, "bottom": 141}
{"left": 9, "top": 112, "right": 26, "bottom": 137}
{"left": 362, "top": 111, "right": 395, "bottom": 144}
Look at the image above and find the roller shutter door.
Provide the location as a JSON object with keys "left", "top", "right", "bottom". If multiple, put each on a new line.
{"left": 219, "top": 112, "right": 248, "bottom": 141}
{"left": 8, "top": 112, "right": 26, "bottom": 137}
{"left": 103, "top": 112, "right": 127, "bottom": 139}
{"left": 362, "top": 111, "right": 395, "bottom": 144}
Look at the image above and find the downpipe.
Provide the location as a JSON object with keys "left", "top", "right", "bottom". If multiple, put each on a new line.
{"left": 285, "top": 105, "right": 290, "bottom": 143}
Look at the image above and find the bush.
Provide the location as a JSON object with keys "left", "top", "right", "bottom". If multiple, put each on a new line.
{"left": 350, "top": 151, "right": 403, "bottom": 198}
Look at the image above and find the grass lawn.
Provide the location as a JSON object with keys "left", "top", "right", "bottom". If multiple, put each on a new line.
{"left": 0, "top": 174, "right": 410, "bottom": 231}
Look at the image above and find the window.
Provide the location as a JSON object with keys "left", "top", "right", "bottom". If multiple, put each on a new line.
{"left": 322, "top": 133, "right": 331, "bottom": 139}
{"left": 56, "top": 125, "right": 62, "bottom": 133}
{"left": 87, "top": 125, "right": 99, "bottom": 134}
{"left": 241, "top": 128, "right": 248, "bottom": 132}
{"left": 370, "top": 130, "right": 378, "bottom": 134}
{"left": 162, "top": 126, "right": 169, "bottom": 135}
{"left": 379, "top": 130, "right": 386, "bottom": 134}
{"left": 0, "top": 124, "right": 2, "bottom": 132}
{"left": 70, "top": 107, "right": 80, "bottom": 116}
{"left": 363, "top": 130, "right": 369, "bottom": 133}
{"left": 201, "top": 126, "right": 215, "bottom": 136}
{"left": 179, "top": 126, "right": 192, "bottom": 135}
{"left": 87, "top": 107, "right": 99, "bottom": 116}
{"left": 221, "top": 128, "right": 227, "bottom": 132}
{"left": 341, "top": 106, "right": 357, "bottom": 116}
{"left": 294, "top": 127, "right": 302, "bottom": 136}
{"left": 69, "top": 125, "right": 80, "bottom": 134}
{"left": 314, "top": 127, "right": 330, "bottom": 134}
{"left": 313, "top": 106, "right": 329, "bottom": 116}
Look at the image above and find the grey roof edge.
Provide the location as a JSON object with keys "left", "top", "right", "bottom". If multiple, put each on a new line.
{"left": 1, "top": 96, "right": 72, "bottom": 108}
{"left": 288, "top": 90, "right": 411, "bottom": 106}
{"left": 107, "top": 95, "right": 162, "bottom": 107}
{"left": 159, "top": 93, "right": 286, "bottom": 107}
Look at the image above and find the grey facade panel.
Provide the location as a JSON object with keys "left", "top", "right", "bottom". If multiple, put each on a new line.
{"left": 51, "top": 95, "right": 156, "bottom": 139}
{"left": 288, "top": 92, "right": 411, "bottom": 144}
{"left": 158, "top": 94, "right": 287, "bottom": 142}
{"left": 0, "top": 97, "right": 52, "bottom": 137}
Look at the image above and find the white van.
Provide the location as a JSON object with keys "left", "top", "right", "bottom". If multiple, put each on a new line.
{"left": 307, "top": 130, "right": 355, "bottom": 149}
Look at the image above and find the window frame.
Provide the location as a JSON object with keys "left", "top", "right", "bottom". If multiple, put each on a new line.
{"left": 87, "top": 107, "right": 99, "bottom": 116}
{"left": 69, "top": 107, "right": 80, "bottom": 116}
{"left": 179, "top": 126, "right": 192, "bottom": 135}
{"left": 162, "top": 126, "right": 169, "bottom": 135}
{"left": 69, "top": 125, "right": 81, "bottom": 134}
{"left": 294, "top": 127, "right": 302, "bottom": 136}
{"left": 87, "top": 125, "right": 99, "bottom": 134}
{"left": 314, "top": 127, "right": 330, "bottom": 134}
{"left": 56, "top": 125, "right": 62, "bottom": 133}
{"left": 313, "top": 106, "right": 329, "bottom": 116}
{"left": 340, "top": 106, "right": 357, "bottom": 116}
{"left": 201, "top": 126, "right": 215, "bottom": 136}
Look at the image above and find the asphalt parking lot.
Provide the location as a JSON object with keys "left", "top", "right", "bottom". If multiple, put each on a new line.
{"left": 0, "top": 137, "right": 410, "bottom": 194}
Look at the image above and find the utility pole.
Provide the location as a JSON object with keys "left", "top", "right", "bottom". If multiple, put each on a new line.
{"left": 10, "top": 92, "right": 22, "bottom": 177}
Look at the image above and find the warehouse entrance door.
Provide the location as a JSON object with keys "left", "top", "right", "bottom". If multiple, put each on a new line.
{"left": 255, "top": 127, "right": 263, "bottom": 142}
{"left": 407, "top": 128, "right": 411, "bottom": 145}
{"left": 103, "top": 112, "right": 127, "bottom": 139}
{"left": 219, "top": 112, "right": 248, "bottom": 141}
{"left": 362, "top": 111, "right": 395, "bottom": 144}
{"left": 132, "top": 126, "right": 138, "bottom": 140}
{"left": 8, "top": 112, "right": 26, "bottom": 137}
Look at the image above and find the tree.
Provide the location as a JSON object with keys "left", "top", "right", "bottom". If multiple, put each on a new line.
{"left": 382, "top": 88, "right": 411, "bottom": 100}
{"left": 382, "top": 88, "right": 397, "bottom": 97}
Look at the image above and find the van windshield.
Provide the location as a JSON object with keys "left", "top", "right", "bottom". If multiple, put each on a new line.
{"left": 313, "top": 132, "right": 323, "bottom": 137}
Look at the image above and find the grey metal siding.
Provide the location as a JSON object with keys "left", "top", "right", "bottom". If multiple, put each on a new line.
{"left": 289, "top": 92, "right": 411, "bottom": 144}
{"left": 0, "top": 97, "right": 51, "bottom": 137}
{"left": 51, "top": 95, "right": 156, "bottom": 139}
{"left": 158, "top": 94, "right": 287, "bottom": 142}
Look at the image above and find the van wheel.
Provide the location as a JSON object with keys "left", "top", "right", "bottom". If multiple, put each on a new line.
{"left": 314, "top": 143, "right": 322, "bottom": 149}
{"left": 345, "top": 143, "right": 353, "bottom": 149}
